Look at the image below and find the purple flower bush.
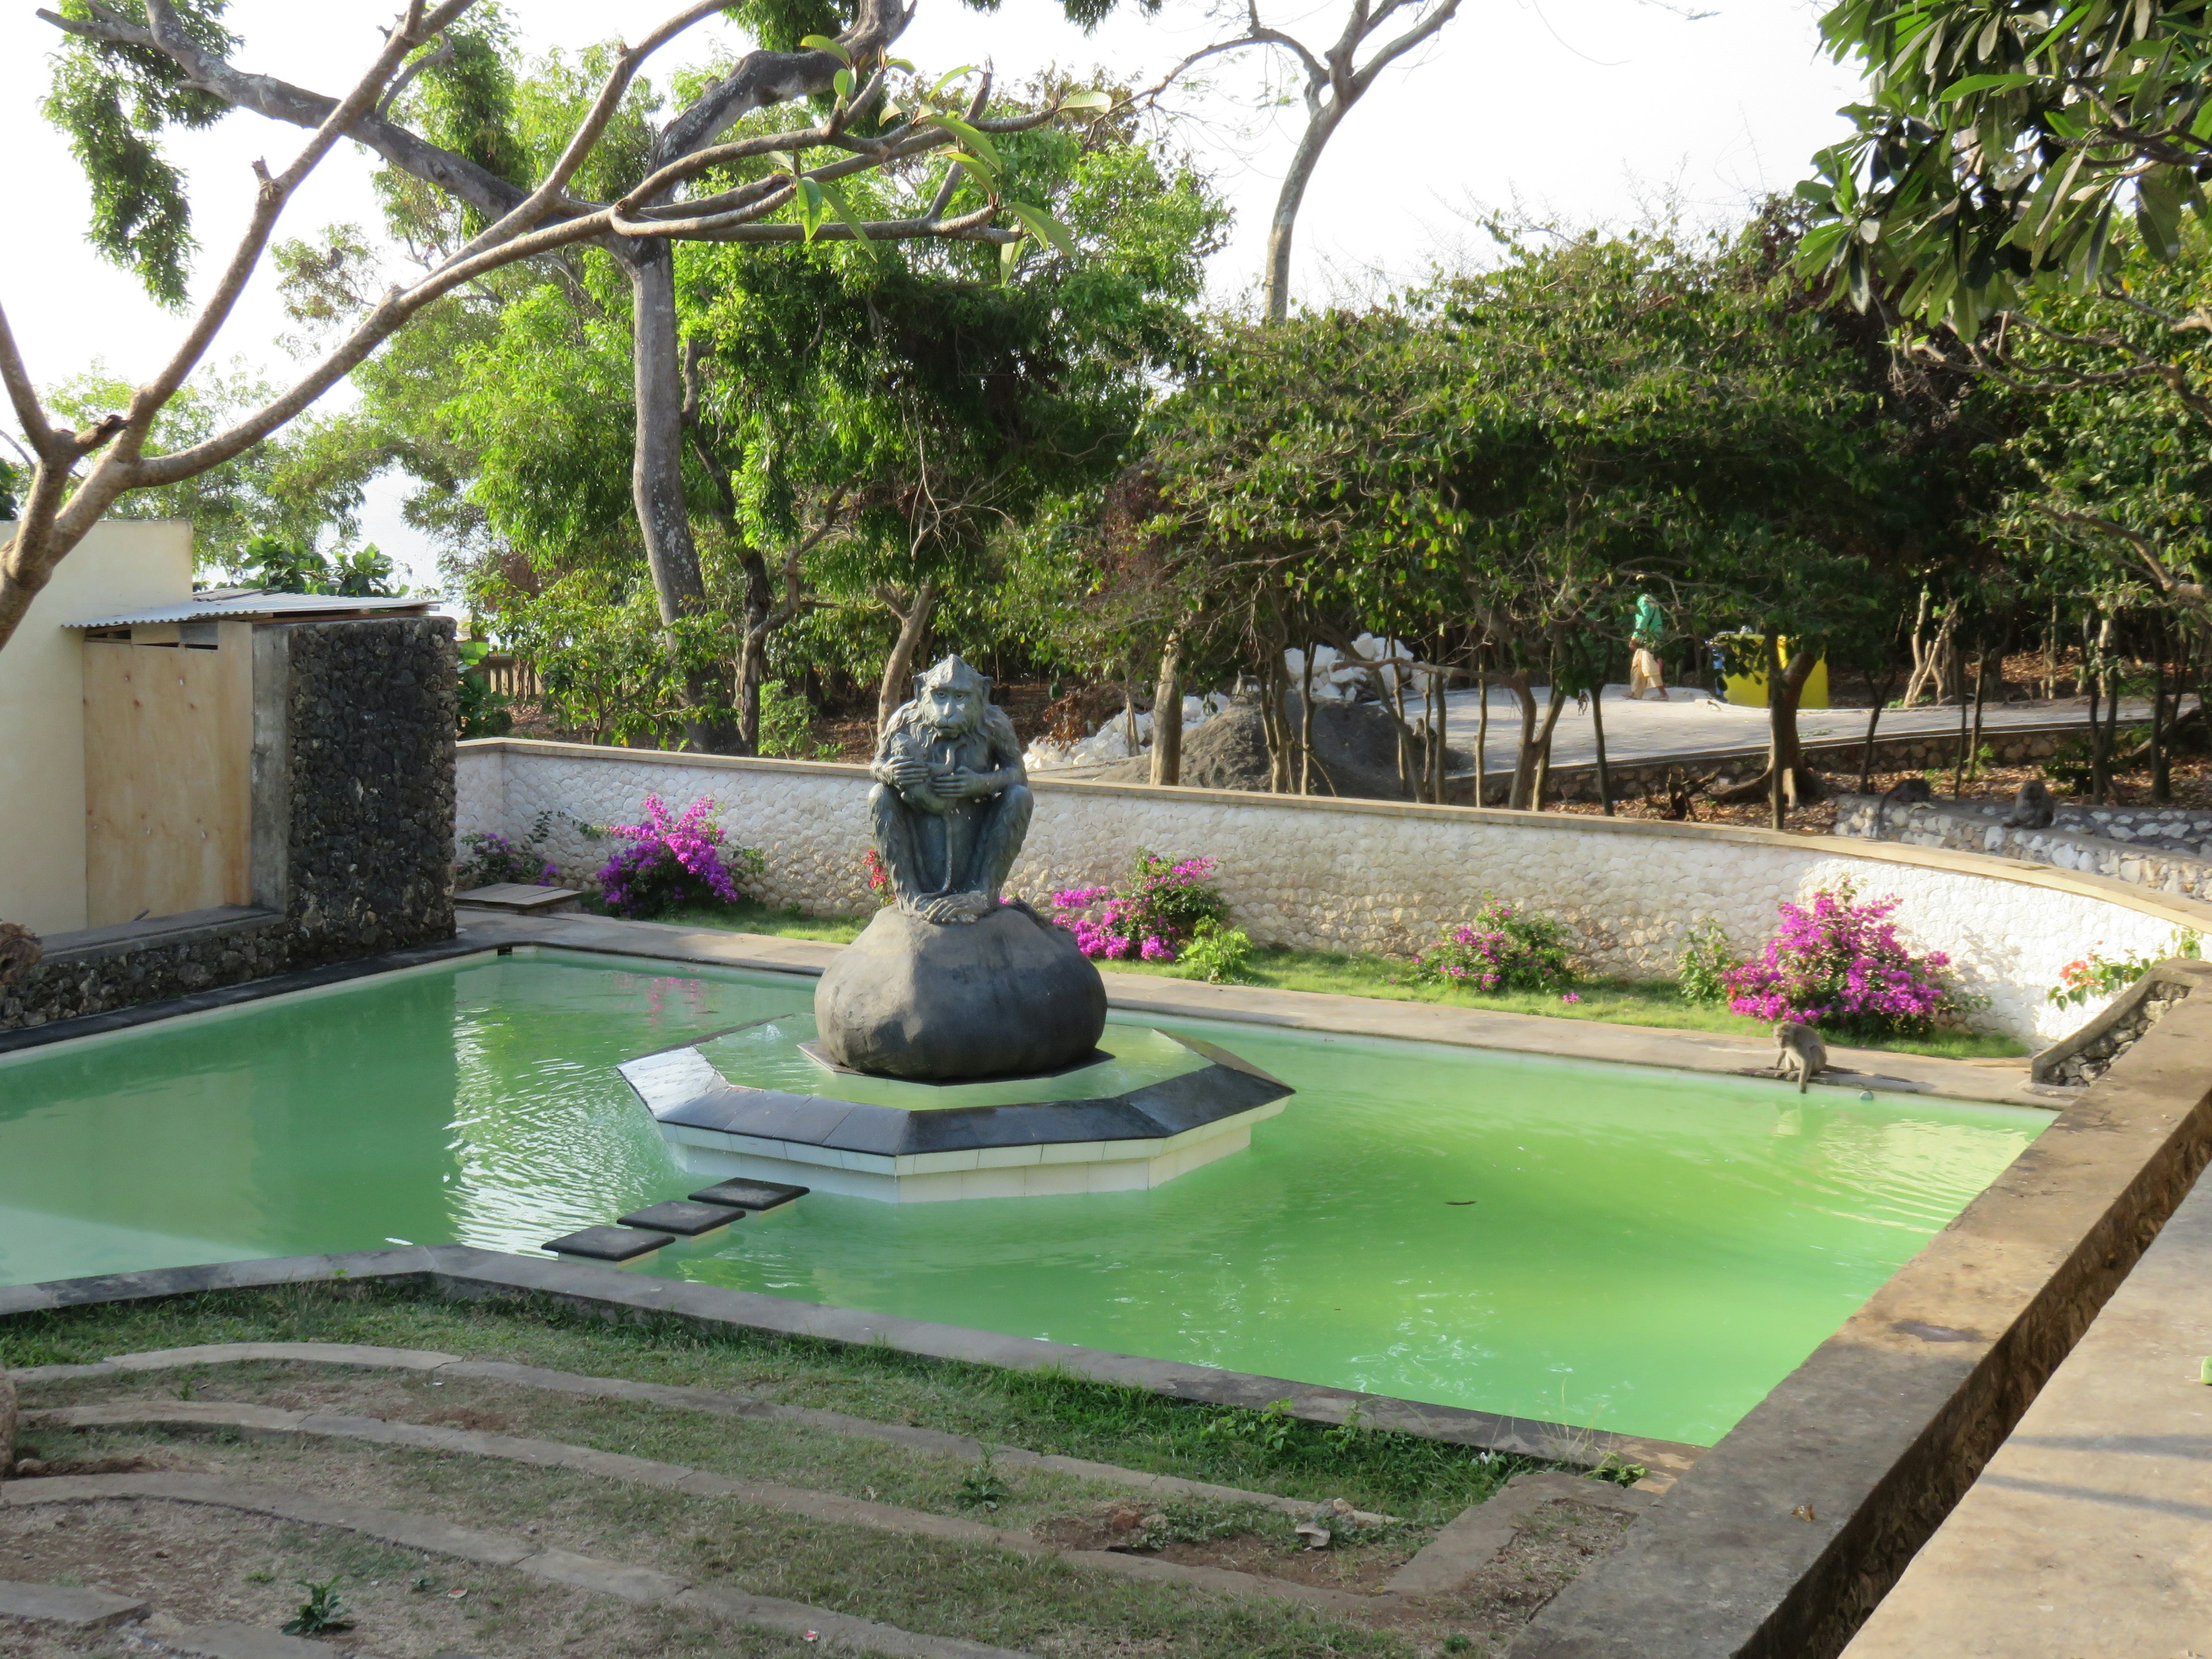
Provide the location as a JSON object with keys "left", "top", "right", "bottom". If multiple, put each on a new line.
{"left": 1050, "top": 851, "right": 1230, "bottom": 962}
{"left": 593, "top": 794, "right": 765, "bottom": 919}
{"left": 1410, "top": 898, "right": 1575, "bottom": 993}
{"left": 456, "top": 809, "right": 560, "bottom": 889}
{"left": 1721, "top": 881, "right": 1960, "bottom": 1036}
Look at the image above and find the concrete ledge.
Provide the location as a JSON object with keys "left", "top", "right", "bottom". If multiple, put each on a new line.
{"left": 1509, "top": 986, "right": 2212, "bottom": 1659}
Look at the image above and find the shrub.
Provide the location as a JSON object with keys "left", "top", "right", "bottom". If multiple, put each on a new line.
{"left": 1180, "top": 918, "right": 1254, "bottom": 983}
{"left": 1676, "top": 919, "right": 1739, "bottom": 1004}
{"left": 1722, "top": 880, "right": 1964, "bottom": 1036}
{"left": 758, "top": 679, "right": 824, "bottom": 759}
{"left": 1410, "top": 898, "right": 1575, "bottom": 993}
{"left": 862, "top": 848, "right": 896, "bottom": 908}
{"left": 1050, "top": 851, "right": 1230, "bottom": 961}
{"left": 456, "top": 811, "right": 558, "bottom": 888}
{"left": 2048, "top": 929, "right": 2201, "bottom": 1008}
{"left": 593, "top": 794, "right": 764, "bottom": 919}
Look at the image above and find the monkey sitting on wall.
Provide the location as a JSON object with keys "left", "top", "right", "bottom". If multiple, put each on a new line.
{"left": 2005, "top": 779, "right": 2056, "bottom": 829}
{"left": 1774, "top": 1021, "right": 1828, "bottom": 1094}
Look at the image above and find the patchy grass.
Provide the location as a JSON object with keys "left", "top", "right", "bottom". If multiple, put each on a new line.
{"left": 1, "top": 1285, "right": 1564, "bottom": 1525}
{"left": 656, "top": 906, "right": 2028, "bottom": 1060}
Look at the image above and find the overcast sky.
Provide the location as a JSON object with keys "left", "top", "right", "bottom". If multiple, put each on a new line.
{"left": 0, "top": 0, "right": 1862, "bottom": 589}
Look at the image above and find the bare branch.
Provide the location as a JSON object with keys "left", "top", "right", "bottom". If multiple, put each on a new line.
{"left": 0, "top": 303, "right": 58, "bottom": 454}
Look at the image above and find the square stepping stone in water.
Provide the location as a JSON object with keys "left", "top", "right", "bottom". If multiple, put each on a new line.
{"left": 687, "top": 1179, "right": 809, "bottom": 1213}
{"left": 617, "top": 1200, "right": 745, "bottom": 1237}
{"left": 542, "top": 1225, "right": 673, "bottom": 1263}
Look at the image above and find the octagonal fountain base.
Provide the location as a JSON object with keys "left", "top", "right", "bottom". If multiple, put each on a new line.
{"left": 618, "top": 1013, "right": 1293, "bottom": 1203}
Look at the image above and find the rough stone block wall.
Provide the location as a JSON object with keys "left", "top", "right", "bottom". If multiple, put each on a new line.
{"left": 277, "top": 618, "right": 457, "bottom": 965}
{"left": 1834, "top": 794, "right": 2212, "bottom": 907}
{"left": 0, "top": 911, "right": 289, "bottom": 1030}
{"left": 456, "top": 741, "right": 2206, "bottom": 1044}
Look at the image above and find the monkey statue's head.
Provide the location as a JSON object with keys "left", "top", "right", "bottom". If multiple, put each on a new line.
{"left": 911, "top": 655, "right": 991, "bottom": 737}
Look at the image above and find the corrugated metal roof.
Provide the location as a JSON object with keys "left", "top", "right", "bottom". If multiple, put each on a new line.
{"left": 69, "top": 589, "right": 434, "bottom": 628}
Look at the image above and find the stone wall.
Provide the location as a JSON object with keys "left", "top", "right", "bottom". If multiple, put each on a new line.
{"left": 0, "top": 906, "right": 289, "bottom": 1031}
{"left": 264, "top": 618, "right": 457, "bottom": 965}
{"left": 1834, "top": 793, "right": 2212, "bottom": 907}
{"left": 2, "top": 618, "right": 457, "bottom": 1032}
{"left": 456, "top": 738, "right": 2212, "bottom": 1044}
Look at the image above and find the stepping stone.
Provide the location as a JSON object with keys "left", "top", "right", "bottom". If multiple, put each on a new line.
{"left": 616, "top": 1200, "right": 744, "bottom": 1237}
{"left": 0, "top": 1579, "right": 147, "bottom": 1628}
{"left": 165, "top": 1622, "right": 359, "bottom": 1659}
{"left": 541, "top": 1226, "right": 673, "bottom": 1263}
{"left": 687, "top": 1179, "right": 809, "bottom": 1212}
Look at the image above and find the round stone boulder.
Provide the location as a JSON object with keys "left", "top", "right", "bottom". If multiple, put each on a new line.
{"left": 814, "top": 902, "right": 1107, "bottom": 1081}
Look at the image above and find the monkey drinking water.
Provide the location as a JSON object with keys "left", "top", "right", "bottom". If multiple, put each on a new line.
{"left": 1774, "top": 1021, "right": 1827, "bottom": 1093}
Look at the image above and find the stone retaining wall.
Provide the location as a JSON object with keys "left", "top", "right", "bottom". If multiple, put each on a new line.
{"left": 1834, "top": 793, "right": 2212, "bottom": 907}
{"left": 0, "top": 906, "right": 289, "bottom": 1032}
{"left": 457, "top": 739, "right": 2212, "bottom": 1044}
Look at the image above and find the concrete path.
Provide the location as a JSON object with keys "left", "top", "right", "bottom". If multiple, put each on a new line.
{"left": 1841, "top": 1156, "right": 2212, "bottom": 1657}
{"left": 1440, "top": 687, "right": 2157, "bottom": 775}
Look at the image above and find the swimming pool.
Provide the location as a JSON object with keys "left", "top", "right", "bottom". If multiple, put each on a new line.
{"left": 0, "top": 949, "right": 2045, "bottom": 1445}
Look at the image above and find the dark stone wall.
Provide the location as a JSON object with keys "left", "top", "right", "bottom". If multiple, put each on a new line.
{"left": 278, "top": 617, "right": 457, "bottom": 965}
{"left": 0, "top": 910, "right": 289, "bottom": 1030}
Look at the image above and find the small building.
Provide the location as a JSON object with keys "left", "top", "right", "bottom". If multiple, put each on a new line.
{"left": 0, "top": 521, "right": 459, "bottom": 1030}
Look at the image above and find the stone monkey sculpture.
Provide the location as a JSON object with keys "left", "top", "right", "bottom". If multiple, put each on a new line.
{"left": 868, "top": 656, "right": 1035, "bottom": 925}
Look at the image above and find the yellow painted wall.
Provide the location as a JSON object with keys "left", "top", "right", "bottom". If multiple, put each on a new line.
{"left": 1719, "top": 635, "right": 1831, "bottom": 710}
{"left": 0, "top": 521, "right": 195, "bottom": 935}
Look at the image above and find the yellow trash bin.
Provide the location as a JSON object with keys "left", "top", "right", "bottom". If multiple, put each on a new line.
{"left": 1713, "top": 634, "right": 1829, "bottom": 709}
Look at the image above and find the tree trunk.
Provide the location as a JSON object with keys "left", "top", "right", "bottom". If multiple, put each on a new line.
{"left": 1429, "top": 664, "right": 1446, "bottom": 805}
{"left": 1506, "top": 671, "right": 1540, "bottom": 809}
{"left": 1474, "top": 674, "right": 1489, "bottom": 808}
{"left": 1590, "top": 685, "right": 1613, "bottom": 816}
{"left": 1715, "top": 637, "right": 1820, "bottom": 811}
{"left": 733, "top": 548, "right": 773, "bottom": 755}
{"left": 626, "top": 248, "right": 738, "bottom": 753}
{"left": 1857, "top": 660, "right": 1899, "bottom": 794}
{"left": 1952, "top": 649, "right": 1973, "bottom": 796}
{"left": 1262, "top": 105, "right": 1347, "bottom": 324}
{"left": 875, "top": 579, "right": 937, "bottom": 735}
{"left": 1529, "top": 681, "right": 1567, "bottom": 811}
{"left": 2090, "top": 615, "right": 2115, "bottom": 803}
{"left": 1150, "top": 630, "right": 1184, "bottom": 787}
{"left": 2153, "top": 650, "right": 2172, "bottom": 802}
{"left": 1968, "top": 647, "right": 1990, "bottom": 785}
{"left": 1298, "top": 643, "right": 1318, "bottom": 796}
{"left": 1388, "top": 649, "right": 1412, "bottom": 796}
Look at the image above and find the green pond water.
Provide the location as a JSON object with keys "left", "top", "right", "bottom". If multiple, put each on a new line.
{"left": 0, "top": 949, "right": 2046, "bottom": 1446}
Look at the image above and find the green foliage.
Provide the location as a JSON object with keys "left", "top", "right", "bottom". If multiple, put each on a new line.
{"left": 756, "top": 679, "right": 823, "bottom": 757}
{"left": 281, "top": 1575, "right": 353, "bottom": 1637}
{"left": 43, "top": 0, "right": 238, "bottom": 305}
{"left": 1800, "top": 0, "right": 2212, "bottom": 331}
{"left": 242, "top": 534, "right": 399, "bottom": 597}
{"left": 1199, "top": 1398, "right": 1298, "bottom": 1457}
{"left": 956, "top": 1452, "right": 1010, "bottom": 1511}
{"left": 1179, "top": 918, "right": 1255, "bottom": 984}
{"left": 1676, "top": 921, "right": 1741, "bottom": 1005}
{"left": 0, "top": 459, "right": 19, "bottom": 520}
{"left": 456, "top": 640, "right": 516, "bottom": 739}
{"left": 46, "top": 363, "right": 374, "bottom": 575}
{"left": 2048, "top": 929, "right": 2202, "bottom": 1007}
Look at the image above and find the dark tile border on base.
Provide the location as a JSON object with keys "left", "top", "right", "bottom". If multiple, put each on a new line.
{"left": 1508, "top": 987, "right": 2212, "bottom": 1659}
{"left": 0, "top": 1244, "right": 1702, "bottom": 1483}
{"left": 0, "top": 933, "right": 492, "bottom": 1060}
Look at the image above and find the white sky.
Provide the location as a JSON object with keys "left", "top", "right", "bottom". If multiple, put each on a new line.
{"left": 0, "top": 0, "right": 1862, "bottom": 589}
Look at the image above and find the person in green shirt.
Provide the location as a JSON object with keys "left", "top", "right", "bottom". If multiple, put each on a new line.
{"left": 1629, "top": 593, "right": 1669, "bottom": 701}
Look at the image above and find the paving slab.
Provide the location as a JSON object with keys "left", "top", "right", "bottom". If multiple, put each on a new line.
{"left": 0, "top": 1578, "right": 149, "bottom": 1627}
{"left": 1842, "top": 1155, "right": 2212, "bottom": 1657}
{"left": 162, "top": 1622, "right": 377, "bottom": 1659}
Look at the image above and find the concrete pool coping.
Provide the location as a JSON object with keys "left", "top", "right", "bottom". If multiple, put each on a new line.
{"left": 0, "top": 1243, "right": 1706, "bottom": 1484}
{"left": 452, "top": 908, "right": 2058, "bottom": 1110}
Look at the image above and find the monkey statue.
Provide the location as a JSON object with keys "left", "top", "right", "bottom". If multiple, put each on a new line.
{"left": 2005, "top": 778, "right": 2056, "bottom": 829}
{"left": 1774, "top": 1020, "right": 1827, "bottom": 1093}
{"left": 868, "top": 656, "right": 1035, "bottom": 925}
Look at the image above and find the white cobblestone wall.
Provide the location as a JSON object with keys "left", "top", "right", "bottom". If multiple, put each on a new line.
{"left": 458, "top": 741, "right": 2212, "bottom": 1044}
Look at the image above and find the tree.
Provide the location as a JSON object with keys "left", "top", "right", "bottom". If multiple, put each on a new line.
{"left": 1147, "top": 0, "right": 1461, "bottom": 321}
{"left": 6, "top": 0, "right": 1107, "bottom": 748}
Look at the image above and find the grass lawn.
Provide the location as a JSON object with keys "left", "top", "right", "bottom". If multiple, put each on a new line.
{"left": 658, "top": 903, "right": 2028, "bottom": 1060}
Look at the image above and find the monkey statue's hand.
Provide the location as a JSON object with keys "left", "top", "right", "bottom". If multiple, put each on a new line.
{"left": 938, "top": 766, "right": 994, "bottom": 800}
{"left": 883, "top": 756, "right": 931, "bottom": 790}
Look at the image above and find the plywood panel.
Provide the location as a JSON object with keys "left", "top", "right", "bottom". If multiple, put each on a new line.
{"left": 84, "top": 624, "right": 253, "bottom": 925}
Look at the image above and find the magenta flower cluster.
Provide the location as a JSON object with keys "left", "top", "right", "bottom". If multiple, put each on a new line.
{"left": 1410, "top": 897, "right": 1575, "bottom": 993}
{"left": 1722, "top": 883, "right": 1955, "bottom": 1035}
{"left": 1050, "top": 851, "right": 1229, "bottom": 963}
{"left": 594, "top": 794, "right": 763, "bottom": 919}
